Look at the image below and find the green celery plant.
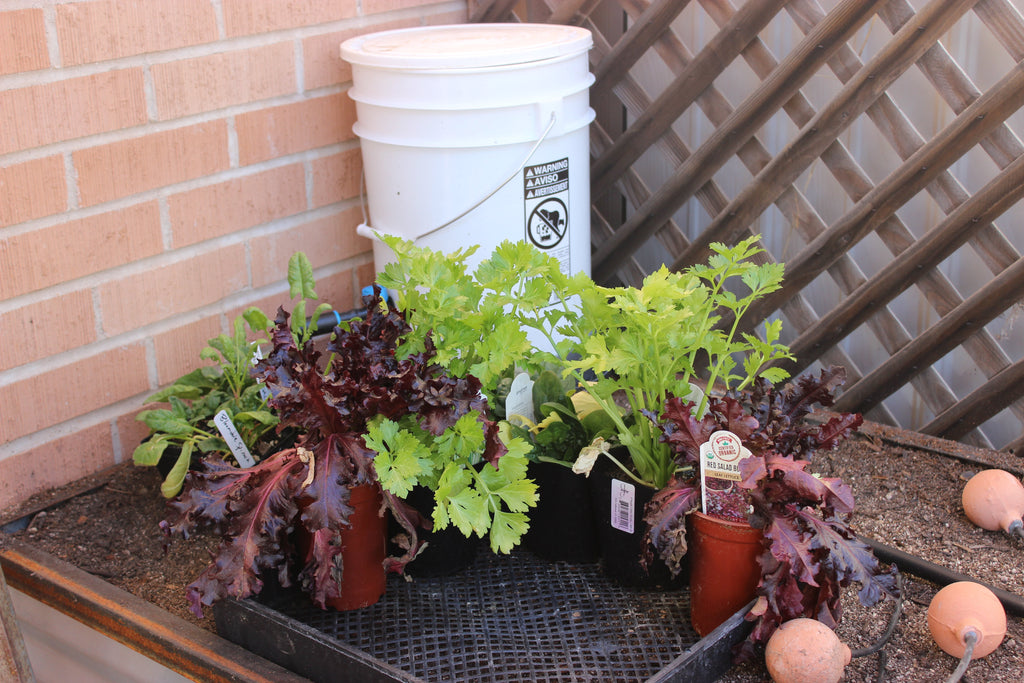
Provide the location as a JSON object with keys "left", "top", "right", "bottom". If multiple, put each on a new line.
{"left": 366, "top": 409, "right": 537, "bottom": 554}
{"left": 376, "top": 234, "right": 793, "bottom": 491}
{"left": 561, "top": 236, "right": 794, "bottom": 489}
{"left": 375, "top": 235, "right": 585, "bottom": 402}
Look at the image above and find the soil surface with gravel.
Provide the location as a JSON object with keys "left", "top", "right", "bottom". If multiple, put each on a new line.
{"left": 2, "top": 418, "right": 1023, "bottom": 682}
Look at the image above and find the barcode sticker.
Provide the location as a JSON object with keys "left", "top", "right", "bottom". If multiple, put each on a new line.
{"left": 610, "top": 478, "right": 635, "bottom": 534}
{"left": 214, "top": 410, "right": 256, "bottom": 468}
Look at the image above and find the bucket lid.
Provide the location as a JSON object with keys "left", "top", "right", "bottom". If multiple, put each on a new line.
{"left": 341, "top": 23, "right": 592, "bottom": 70}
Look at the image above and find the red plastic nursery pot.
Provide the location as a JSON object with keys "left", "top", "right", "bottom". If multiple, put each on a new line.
{"left": 687, "top": 511, "right": 763, "bottom": 636}
{"left": 297, "top": 483, "right": 387, "bottom": 611}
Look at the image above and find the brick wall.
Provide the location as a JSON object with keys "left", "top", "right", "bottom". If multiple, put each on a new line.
{"left": 0, "top": 0, "right": 469, "bottom": 510}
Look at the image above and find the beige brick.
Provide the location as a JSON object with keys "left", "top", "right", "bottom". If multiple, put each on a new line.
{"left": 363, "top": 0, "right": 452, "bottom": 13}
{"left": 153, "top": 43, "right": 296, "bottom": 120}
{"left": 0, "top": 201, "right": 163, "bottom": 299}
{"left": 116, "top": 408, "right": 153, "bottom": 463}
{"left": 0, "top": 290, "right": 96, "bottom": 372}
{"left": 0, "top": 344, "right": 149, "bottom": 443}
{"left": 236, "top": 93, "right": 354, "bottom": 166}
{"left": 304, "top": 19, "right": 417, "bottom": 90}
{"left": 310, "top": 147, "right": 362, "bottom": 209}
{"left": 249, "top": 206, "right": 369, "bottom": 289}
{"left": 167, "top": 164, "right": 306, "bottom": 247}
{"left": 97, "top": 243, "right": 248, "bottom": 336}
{"left": 0, "top": 69, "right": 147, "bottom": 155}
{"left": 152, "top": 314, "right": 223, "bottom": 386}
{"left": 0, "top": 9, "right": 50, "bottom": 75}
{"left": 314, "top": 268, "right": 358, "bottom": 317}
{"left": 57, "top": 0, "right": 218, "bottom": 66}
{"left": 73, "top": 122, "right": 230, "bottom": 207}
{"left": 424, "top": 8, "right": 472, "bottom": 25}
{"left": 0, "top": 422, "right": 116, "bottom": 511}
{"left": 356, "top": 260, "right": 380, "bottom": 294}
{"left": 0, "top": 156, "right": 68, "bottom": 227}
{"left": 223, "top": 0, "right": 355, "bottom": 37}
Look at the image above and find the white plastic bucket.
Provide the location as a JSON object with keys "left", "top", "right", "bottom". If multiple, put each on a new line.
{"left": 340, "top": 23, "right": 594, "bottom": 277}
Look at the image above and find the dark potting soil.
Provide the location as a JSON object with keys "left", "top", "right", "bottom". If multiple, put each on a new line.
{"left": 2, "top": 418, "right": 1024, "bottom": 681}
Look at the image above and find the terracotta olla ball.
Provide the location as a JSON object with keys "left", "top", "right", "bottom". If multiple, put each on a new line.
{"left": 764, "top": 618, "right": 851, "bottom": 683}
{"left": 927, "top": 582, "right": 1006, "bottom": 659}
{"left": 961, "top": 469, "right": 1024, "bottom": 533}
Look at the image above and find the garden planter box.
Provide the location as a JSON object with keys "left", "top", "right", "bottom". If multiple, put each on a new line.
{"left": 213, "top": 547, "right": 752, "bottom": 683}
{"left": 2, "top": 417, "right": 1024, "bottom": 681}
{"left": 0, "top": 542, "right": 309, "bottom": 683}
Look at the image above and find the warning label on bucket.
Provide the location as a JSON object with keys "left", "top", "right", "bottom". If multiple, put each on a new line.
{"left": 524, "top": 158, "right": 570, "bottom": 272}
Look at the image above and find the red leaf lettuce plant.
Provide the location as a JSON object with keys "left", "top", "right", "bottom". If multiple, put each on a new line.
{"left": 162, "top": 254, "right": 532, "bottom": 617}
{"left": 645, "top": 365, "right": 897, "bottom": 656}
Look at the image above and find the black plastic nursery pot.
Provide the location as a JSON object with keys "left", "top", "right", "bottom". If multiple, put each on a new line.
{"left": 388, "top": 485, "right": 480, "bottom": 578}
{"left": 588, "top": 457, "right": 686, "bottom": 589}
{"left": 212, "top": 545, "right": 753, "bottom": 683}
{"left": 523, "top": 459, "right": 601, "bottom": 563}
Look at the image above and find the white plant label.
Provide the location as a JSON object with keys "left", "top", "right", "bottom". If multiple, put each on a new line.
{"left": 611, "top": 478, "right": 635, "bottom": 534}
{"left": 252, "top": 345, "right": 272, "bottom": 400}
{"left": 699, "top": 430, "right": 751, "bottom": 522}
{"left": 214, "top": 410, "right": 255, "bottom": 468}
{"left": 505, "top": 372, "right": 535, "bottom": 427}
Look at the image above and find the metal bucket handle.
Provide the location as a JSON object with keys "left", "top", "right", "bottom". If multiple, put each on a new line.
{"left": 356, "top": 111, "right": 558, "bottom": 243}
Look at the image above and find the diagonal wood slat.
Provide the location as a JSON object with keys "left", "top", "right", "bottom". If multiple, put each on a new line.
{"left": 835, "top": 254, "right": 1024, "bottom": 413}
{"left": 591, "top": 0, "right": 889, "bottom": 281}
{"left": 668, "top": 0, "right": 981, "bottom": 273}
{"left": 783, "top": 151, "right": 1024, "bottom": 377}
{"left": 591, "top": 0, "right": 693, "bottom": 93}
{"left": 744, "top": 56, "right": 1024, "bottom": 326}
{"left": 473, "top": 0, "right": 1024, "bottom": 451}
{"left": 590, "top": 0, "right": 787, "bottom": 199}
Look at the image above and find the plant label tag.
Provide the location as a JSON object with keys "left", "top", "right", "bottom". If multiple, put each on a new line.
{"left": 700, "top": 430, "right": 750, "bottom": 523}
{"left": 505, "top": 372, "right": 535, "bottom": 426}
{"left": 610, "top": 478, "right": 635, "bottom": 534}
{"left": 252, "top": 345, "right": 272, "bottom": 400}
{"left": 214, "top": 410, "right": 256, "bottom": 468}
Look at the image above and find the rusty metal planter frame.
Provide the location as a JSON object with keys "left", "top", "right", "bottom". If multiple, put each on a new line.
{"left": 0, "top": 542, "right": 310, "bottom": 683}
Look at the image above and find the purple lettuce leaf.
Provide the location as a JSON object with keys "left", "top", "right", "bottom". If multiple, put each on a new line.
{"left": 656, "top": 394, "right": 758, "bottom": 465}
{"left": 297, "top": 527, "right": 346, "bottom": 608}
{"left": 160, "top": 449, "right": 308, "bottom": 618}
{"left": 642, "top": 475, "right": 702, "bottom": 576}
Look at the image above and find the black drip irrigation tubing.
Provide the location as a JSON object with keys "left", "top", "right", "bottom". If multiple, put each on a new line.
{"left": 850, "top": 573, "right": 906, "bottom": 683}
{"left": 860, "top": 535, "right": 1024, "bottom": 617}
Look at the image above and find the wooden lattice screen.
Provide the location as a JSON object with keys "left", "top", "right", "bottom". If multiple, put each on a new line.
{"left": 469, "top": 0, "right": 1024, "bottom": 453}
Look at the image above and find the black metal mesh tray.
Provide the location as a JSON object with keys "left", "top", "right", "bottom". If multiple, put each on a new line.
{"left": 214, "top": 547, "right": 750, "bottom": 683}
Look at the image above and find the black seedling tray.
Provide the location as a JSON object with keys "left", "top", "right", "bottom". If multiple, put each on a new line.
{"left": 214, "top": 547, "right": 750, "bottom": 682}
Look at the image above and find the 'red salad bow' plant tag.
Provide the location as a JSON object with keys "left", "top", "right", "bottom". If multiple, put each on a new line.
{"left": 699, "top": 430, "right": 751, "bottom": 523}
